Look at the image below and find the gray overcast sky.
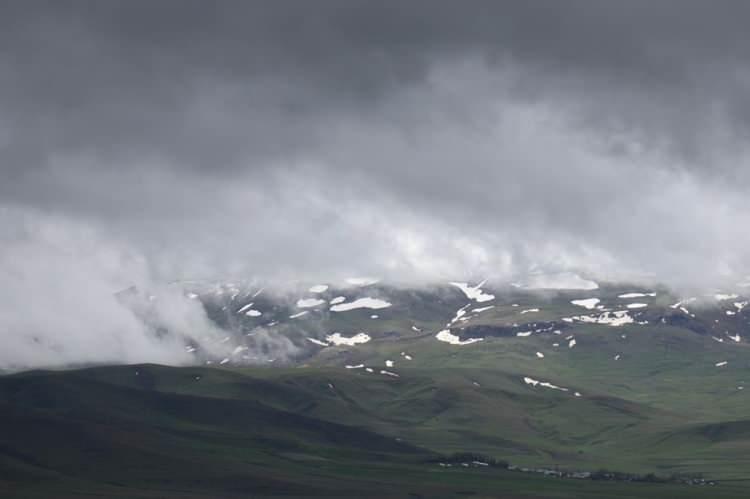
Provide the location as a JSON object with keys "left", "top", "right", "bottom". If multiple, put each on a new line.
{"left": 3, "top": 1, "right": 750, "bottom": 289}
{"left": 6, "top": 1, "right": 750, "bottom": 368}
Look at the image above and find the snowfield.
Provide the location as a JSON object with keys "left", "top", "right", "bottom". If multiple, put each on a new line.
{"left": 571, "top": 298, "right": 600, "bottom": 310}
{"left": 523, "top": 376, "right": 569, "bottom": 392}
{"left": 297, "top": 298, "right": 326, "bottom": 308}
{"left": 566, "top": 310, "right": 634, "bottom": 327}
{"left": 472, "top": 305, "right": 495, "bottom": 313}
{"left": 449, "top": 281, "right": 495, "bottom": 302}
{"left": 326, "top": 332, "right": 372, "bottom": 346}
{"left": 618, "top": 292, "right": 656, "bottom": 298}
{"left": 330, "top": 297, "right": 392, "bottom": 312}
{"left": 435, "top": 329, "right": 483, "bottom": 345}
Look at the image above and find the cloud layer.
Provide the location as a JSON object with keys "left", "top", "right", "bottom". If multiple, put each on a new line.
{"left": 3, "top": 2, "right": 750, "bottom": 367}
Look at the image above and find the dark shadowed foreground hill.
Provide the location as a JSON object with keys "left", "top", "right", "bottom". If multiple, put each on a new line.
{"left": 1, "top": 364, "right": 750, "bottom": 499}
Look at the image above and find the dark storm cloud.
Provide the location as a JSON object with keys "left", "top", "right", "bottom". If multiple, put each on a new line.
{"left": 3, "top": 0, "right": 750, "bottom": 173}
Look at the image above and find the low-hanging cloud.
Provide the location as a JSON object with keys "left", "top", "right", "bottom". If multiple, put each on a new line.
{"left": 0, "top": 207, "right": 238, "bottom": 370}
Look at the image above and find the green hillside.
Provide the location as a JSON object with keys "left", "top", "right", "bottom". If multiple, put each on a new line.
{"left": 2, "top": 362, "right": 750, "bottom": 498}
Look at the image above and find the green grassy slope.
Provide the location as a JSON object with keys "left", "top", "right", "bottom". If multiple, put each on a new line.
{"left": 2, "top": 364, "right": 750, "bottom": 498}
{"left": 5, "top": 283, "right": 750, "bottom": 497}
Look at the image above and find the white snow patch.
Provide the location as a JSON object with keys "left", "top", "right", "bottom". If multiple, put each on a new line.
{"left": 237, "top": 302, "right": 255, "bottom": 313}
{"left": 614, "top": 354, "right": 621, "bottom": 360}
{"left": 330, "top": 297, "right": 392, "bottom": 312}
{"left": 734, "top": 301, "right": 748, "bottom": 311}
{"left": 449, "top": 281, "right": 495, "bottom": 302}
{"left": 435, "top": 329, "right": 483, "bottom": 345}
{"left": 289, "top": 311, "right": 309, "bottom": 319}
{"left": 245, "top": 309, "right": 262, "bottom": 317}
{"left": 330, "top": 296, "right": 346, "bottom": 305}
{"left": 523, "top": 376, "right": 569, "bottom": 392}
{"left": 568, "top": 338, "right": 577, "bottom": 348}
{"left": 516, "top": 331, "right": 532, "bottom": 337}
{"left": 626, "top": 303, "right": 648, "bottom": 309}
{"left": 370, "top": 314, "right": 379, "bottom": 319}
{"left": 727, "top": 333, "right": 741, "bottom": 343}
{"left": 297, "top": 298, "right": 326, "bottom": 308}
{"left": 679, "top": 306, "right": 695, "bottom": 317}
{"left": 385, "top": 360, "right": 394, "bottom": 367}
{"left": 716, "top": 361, "right": 728, "bottom": 367}
{"left": 569, "top": 310, "right": 634, "bottom": 326}
{"left": 309, "top": 284, "right": 329, "bottom": 293}
{"left": 571, "top": 298, "right": 600, "bottom": 310}
{"left": 380, "top": 370, "right": 399, "bottom": 377}
{"left": 307, "top": 338, "right": 329, "bottom": 347}
{"left": 520, "top": 308, "right": 540, "bottom": 314}
{"left": 618, "top": 292, "right": 656, "bottom": 298}
{"left": 326, "top": 332, "right": 371, "bottom": 346}
{"left": 472, "top": 305, "right": 495, "bottom": 313}
{"left": 345, "top": 364, "right": 364, "bottom": 369}
{"left": 448, "top": 304, "right": 470, "bottom": 325}
{"left": 219, "top": 358, "right": 230, "bottom": 365}
{"left": 536, "top": 351, "right": 545, "bottom": 358}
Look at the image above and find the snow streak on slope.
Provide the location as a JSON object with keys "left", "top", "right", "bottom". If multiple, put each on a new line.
{"left": 618, "top": 292, "right": 656, "bottom": 298}
{"left": 449, "top": 281, "right": 495, "bottom": 302}
{"left": 297, "top": 298, "right": 326, "bottom": 308}
{"left": 326, "top": 332, "right": 372, "bottom": 346}
{"left": 435, "top": 329, "right": 483, "bottom": 345}
{"left": 330, "top": 298, "right": 392, "bottom": 312}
